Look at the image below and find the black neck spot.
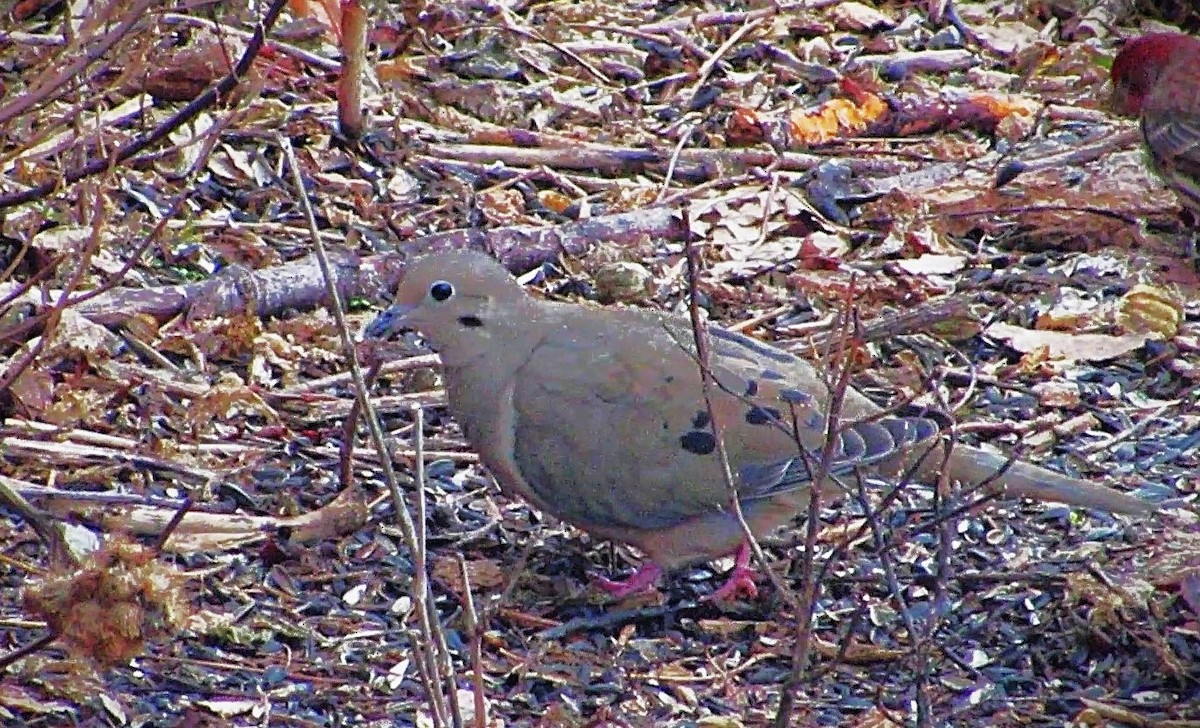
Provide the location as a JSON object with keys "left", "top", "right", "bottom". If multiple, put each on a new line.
{"left": 458, "top": 315, "right": 483, "bottom": 328}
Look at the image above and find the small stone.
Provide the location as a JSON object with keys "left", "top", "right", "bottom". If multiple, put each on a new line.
{"left": 593, "top": 261, "right": 654, "bottom": 303}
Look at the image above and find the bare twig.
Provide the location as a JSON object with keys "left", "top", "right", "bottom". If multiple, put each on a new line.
{"left": 458, "top": 555, "right": 488, "bottom": 728}
{"left": 279, "top": 137, "right": 456, "bottom": 726}
{"left": 339, "top": 358, "right": 383, "bottom": 489}
{"left": 681, "top": 17, "right": 764, "bottom": 111}
{"left": 159, "top": 12, "right": 340, "bottom": 71}
{"left": 338, "top": 0, "right": 367, "bottom": 139}
{"left": 0, "top": 0, "right": 159, "bottom": 129}
{"left": 0, "top": 478, "right": 67, "bottom": 562}
{"left": 0, "top": 195, "right": 104, "bottom": 399}
{"left": 0, "top": 632, "right": 59, "bottom": 674}
{"left": 850, "top": 472, "right": 933, "bottom": 726}
{"left": 680, "top": 209, "right": 785, "bottom": 604}
{"left": 151, "top": 497, "right": 194, "bottom": 553}
{"left": 775, "top": 280, "right": 857, "bottom": 727}
{"left": 0, "top": 0, "right": 287, "bottom": 210}
{"left": 413, "top": 402, "right": 461, "bottom": 727}
{"left": 657, "top": 122, "right": 696, "bottom": 203}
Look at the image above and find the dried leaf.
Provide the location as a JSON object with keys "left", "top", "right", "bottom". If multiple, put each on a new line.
{"left": 1117, "top": 283, "right": 1184, "bottom": 339}
{"left": 987, "top": 322, "right": 1151, "bottom": 362}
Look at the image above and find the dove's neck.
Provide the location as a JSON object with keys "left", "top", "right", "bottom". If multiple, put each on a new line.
{"left": 431, "top": 298, "right": 547, "bottom": 371}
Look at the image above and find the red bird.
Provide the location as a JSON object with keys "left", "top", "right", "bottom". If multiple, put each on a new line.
{"left": 1110, "top": 32, "right": 1200, "bottom": 228}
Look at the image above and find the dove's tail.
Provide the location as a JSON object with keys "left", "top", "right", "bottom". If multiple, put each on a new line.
{"left": 943, "top": 444, "right": 1154, "bottom": 516}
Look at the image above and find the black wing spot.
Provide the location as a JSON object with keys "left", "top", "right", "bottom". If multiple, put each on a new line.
{"left": 745, "top": 379, "right": 759, "bottom": 397}
{"left": 680, "top": 430, "right": 717, "bottom": 455}
{"left": 692, "top": 409, "right": 711, "bottom": 429}
{"left": 761, "top": 368, "right": 786, "bottom": 381}
{"left": 745, "top": 406, "right": 781, "bottom": 426}
{"left": 779, "top": 388, "right": 811, "bottom": 405}
{"left": 458, "top": 315, "right": 483, "bottom": 328}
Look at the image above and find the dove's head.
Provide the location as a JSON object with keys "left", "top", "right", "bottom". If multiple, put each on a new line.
{"left": 365, "top": 250, "right": 535, "bottom": 364}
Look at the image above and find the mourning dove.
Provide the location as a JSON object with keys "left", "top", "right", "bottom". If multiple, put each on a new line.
{"left": 367, "top": 251, "right": 1154, "bottom": 600}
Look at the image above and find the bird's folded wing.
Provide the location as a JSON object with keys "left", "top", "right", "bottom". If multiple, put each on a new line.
{"left": 506, "top": 309, "right": 950, "bottom": 533}
{"left": 1142, "top": 111, "right": 1200, "bottom": 210}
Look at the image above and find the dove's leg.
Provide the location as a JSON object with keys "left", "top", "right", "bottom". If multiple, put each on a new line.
{"left": 593, "top": 562, "right": 663, "bottom": 598}
{"left": 706, "top": 543, "right": 759, "bottom": 602}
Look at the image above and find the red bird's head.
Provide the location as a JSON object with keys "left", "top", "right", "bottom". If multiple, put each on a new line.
{"left": 1110, "top": 32, "right": 1200, "bottom": 116}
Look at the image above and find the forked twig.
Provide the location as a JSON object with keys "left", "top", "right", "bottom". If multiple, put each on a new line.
{"left": 0, "top": 0, "right": 288, "bottom": 210}
{"left": 679, "top": 209, "right": 791, "bottom": 606}
{"left": 776, "top": 276, "right": 858, "bottom": 727}
{"left": 280, "top": 139, "right": 458, "bottom": 727}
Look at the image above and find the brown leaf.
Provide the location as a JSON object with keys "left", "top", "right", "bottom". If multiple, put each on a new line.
{"left": 987, "top": 322, "right": 1151, "bottom": 362}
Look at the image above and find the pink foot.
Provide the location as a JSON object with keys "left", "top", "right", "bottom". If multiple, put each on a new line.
{"left": 706, "top": 543, "right": 760, "bottom": 602}
{"left": 593, "top": 562, "right": 663, "bottom": 599}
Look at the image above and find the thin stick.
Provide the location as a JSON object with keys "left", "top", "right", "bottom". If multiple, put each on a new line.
{"left": 775, "top": 278, "right": 857, "bottom": 727}
{"left": 679, "top": 209, "right": 782, "bottom": 602}
{"left": 0, "top": 0, "right": 288, "bottom": 210}
{"left": 0, "top": 632, "right": 59, "bottom": 673}
{"left": 458, "top": 555, "right": 487, "bottom": 728}
{"left": 151, "top": 497, "right": 194, "bottom": 553}
{"left": 279, "top": 138, "right": 454, "bottom": 727}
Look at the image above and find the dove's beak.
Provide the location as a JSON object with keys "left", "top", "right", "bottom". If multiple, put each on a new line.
{"left": 364, "top": 302, "right": 418, "bottom": 340}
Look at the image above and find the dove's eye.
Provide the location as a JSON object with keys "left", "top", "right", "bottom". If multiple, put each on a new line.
{"left": 429, "top": 281, "right": 454, "bottom": 302}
